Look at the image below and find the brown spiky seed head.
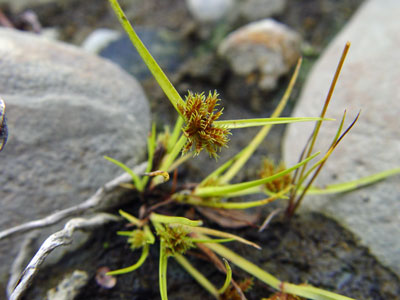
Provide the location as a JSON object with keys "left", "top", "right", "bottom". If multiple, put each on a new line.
{"left": 259, "top": 159, "right": 292, "bottom": 193}
{"left": 177, "top": 91, "right": 230, "bottom": 159}
{"left": 156, "top": 225, "right": 194, "bottom": 256}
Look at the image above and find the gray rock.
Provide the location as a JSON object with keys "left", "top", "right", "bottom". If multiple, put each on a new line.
{"left": 186, "top": 0, "right": 234, "bottom": 23}
{"left": 218, "top": 19, "right": 301, "bottom": 92}
{"left": 0, "top": 28, "right": 150, "bottom": 293}
{"left": 46, "top": 270, "right": 89, "bottom": 300}
{"left": 283, "top": 0, "right": 400, "bottom": 276}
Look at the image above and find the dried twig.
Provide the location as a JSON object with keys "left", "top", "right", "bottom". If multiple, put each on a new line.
{"left": 7, "top": 232, "right": 40, "bottom": 297}
{"left": 9, "top": 213, "right": 120, "bottom": 300}
{"left": 0, "top": 162, "right": 147, "bottom": 241}
{"left": 258, "top": 208, "right": 282, "bottom": 232}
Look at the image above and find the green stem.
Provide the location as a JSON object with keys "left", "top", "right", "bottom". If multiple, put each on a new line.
{"left": 217, "top": 258, "right": 232, "bottom": 295}
{"left": 159, "top": 240, "right": 169, "bottom": 300}
{"left": 194, "top": 153, "right": 319, "bottom": 197}
{"left": 142, "top": 123, "right": 157, "bottom": 187}
{"left": 107, "top": 244, "right": 149, "bottom": 275}
{"left": 189, "top": 227, "right": 260, "bottom": 250}
{"left": 202, "top": 237, "right": 355, "bottom": 300}
{"left": 218, "top": 58, "right": 301, "bottom": 185}
{"left": 174, "top": 254, "right": 219, "bottom": 298}
{"left": 289, "top": 43, "right": 350, "bottom": 211}
{"left": 150, "top": 213, "right": 203, "bottom": 227}
{"left": 104, "top": 156, "right": 144, "bottom": 191}
{"left": 160, "top": 135, "right": 187, "bottom": 172}
{"left": 305, "top": 167, "right": 400, "bottom": 195}
{"left": 215, "top": 117, "right": 331, "bottom": 129}
{"left": 108, "top": 0, "right": 185, "bottom": 113}
{"left": 168, "top": 116, "right": 184, "bottom": 153}
{"left": 182, "top": 188, "right": 287, "bottom": 209}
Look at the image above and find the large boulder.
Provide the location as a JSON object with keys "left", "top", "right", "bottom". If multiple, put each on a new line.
{"left": 283, "top": 0, "right": 400, "bottom": 276}
{"left": 0, "top": 28, "right": 150, "bottom": 293}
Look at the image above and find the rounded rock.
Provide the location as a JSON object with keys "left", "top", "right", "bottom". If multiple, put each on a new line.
{"left": 218, "top": 19, "right": 301, "bottom": 91}
{"left": 0, "top": 28, "right": 150, "bottom": 292}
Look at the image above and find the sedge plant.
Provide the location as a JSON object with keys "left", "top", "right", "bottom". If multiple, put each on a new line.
{"left": 105, "top": 1, "right": 400, "bottom": 299}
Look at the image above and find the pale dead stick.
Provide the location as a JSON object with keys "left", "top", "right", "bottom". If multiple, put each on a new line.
{"left": 0, "top": 162, "right": 147, "bottom": 241}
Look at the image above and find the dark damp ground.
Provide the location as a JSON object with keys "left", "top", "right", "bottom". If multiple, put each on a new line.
{"left": 23, "top": 203, "right": 400, "bottom": 300}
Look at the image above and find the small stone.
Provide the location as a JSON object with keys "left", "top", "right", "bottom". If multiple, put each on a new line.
{"left": 283, "top": 0, "right": 400, "bottom": 277}
{"left": 81, "top": 28, "right": 121, "bottom": 54}
{"left": 46, "top": 270, "right": 89, "bottom": 300}
{"left": 95, "top": 267, "right": 116, "bottom": 289}
{"left": 185, "top": 0, "right": 234, "bottom": 23}
{"left": 218, "top": 19, "right": 301, "bottom": 91}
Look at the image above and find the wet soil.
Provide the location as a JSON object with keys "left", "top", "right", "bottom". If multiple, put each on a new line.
{"left": 23, "top": 205, "right": 400, "bottom": 300}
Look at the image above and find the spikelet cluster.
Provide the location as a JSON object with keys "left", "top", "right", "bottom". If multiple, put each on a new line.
{"left": 156, "top": 225, "right": 194, "bottom": 256}
{"left": 259, "top": 159, "right": 292, "bottom": 193}
{"left": 178, "top": 91, "right": 230, "bottom": 158}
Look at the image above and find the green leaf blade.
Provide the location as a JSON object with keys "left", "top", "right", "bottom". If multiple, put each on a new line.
{"left": 215, "top": 117, "right": 333, "bottom": 129}
{"left": 194, "top": 152, "right": 319, "bottom": 197}
{"left": 104, "top": 156, "right": 144, "bottom": 191}
{"left": 108, "top": 0, "right": 184, "bottom": 113}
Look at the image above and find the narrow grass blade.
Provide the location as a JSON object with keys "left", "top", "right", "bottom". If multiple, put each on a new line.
{"left": 104, "top": 156, "right": 143, "bottom": 191}
{"left": 290, "top": 112, "right": 360, "bottom": 214}
{"left": 144, "top": 225, "right": 156, "bottom": 244}
{"left": 219, "top": 58, "right": 302, "bottom": 184}
{"left": 159, "top": 241, "right": 169, "bottom": 300}
{"left": 150, "top": 213, "right": 203, "bottom": 227}
{"left": 288, "top": 110, "right": 347, "bottom": 210}
{"left": 217, "top": 259, "right": 232, "bottom": 295}
{"left": 119, "top": 209, "right": 142, "bottom": 226}
{"left": 307, "top": 42, "right": 351, "bottom": 154}
{"left": 215, "top": 117, "right": 332, "bottom": 129}
{"left": 174, "top": 254, "right": 219, "bottom": 298}
{"left": 189, "top": 227, "right": 261, "bottom": 250}
{"left": 116, "top": 231, "right": 133, "bottom": 236}
{"left": 194, "top": 153, "right": 319, "bottom": 197}
{"left": 191, "top": 238, "right": 235, "bottom": 244}
{"left": 160, "top": 135, "right": 187, "bottom": 172}
{"left": 142, "top": 123, "right": 157, "bottom": 187}
{"left": 290, "top": 43, "right": 351, "bottom": 204}
{"left": 306, "top": 167, "right": 400, "bottom": 195}
{"left": 167, "top": 152, "right": 192, "bottom": 173}
{"left": 107, "top": 244, "right": 149, "bottom": 275}
{"left": 108, "top": 0, "right": 185, "bottom": 113}
{"left": 294, "top": 111, "right": 348, "bottom": 194}
{"left": 168, "top": 116, "right": 184, "bottom": 153}
{"left": 184, "top": 187, "right": 289, "bottom": 209}
{"left": 200, "top": 235, "right": 280, "bottom": 290}
{"left": 199, "top": 155, "right": 237, "bottom": 187}
{"left": 202, "top": 236, "right": 354, "bottom": 300}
